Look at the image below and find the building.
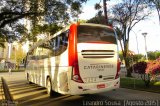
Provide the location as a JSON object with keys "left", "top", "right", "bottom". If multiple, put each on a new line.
{"left": 0, "top": 42, "right": 27, "bottom": 70}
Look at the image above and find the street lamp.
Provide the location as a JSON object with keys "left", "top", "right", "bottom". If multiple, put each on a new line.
{"left": 142, "top": 32, "right": 148, "bottom": 60}
{"left": 131, "top": 30, "right": 141, "bottom": 54}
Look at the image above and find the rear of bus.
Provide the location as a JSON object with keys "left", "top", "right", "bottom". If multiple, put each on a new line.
{"left": 68, "top": 23, "right": 120, "bottom": 95}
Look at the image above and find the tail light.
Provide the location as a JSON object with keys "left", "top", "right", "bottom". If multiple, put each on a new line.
{"left": 115, "top": 59, "right": 121, "bottom": 79}
{"left": 72, "top": 62, "right": 83, "bottom": 83}
{"left": 69, "top": 24, "right": 83, "bottom": 83}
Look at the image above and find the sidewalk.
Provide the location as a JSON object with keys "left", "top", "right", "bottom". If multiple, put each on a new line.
{"left": 112, "top": 69, "right": 160, "bottom": 103}
{"left": 102, "top": 88, "right": 160, "bottom": 100}
{"left": 1, "top": 72, "right": 160, "bottom": 103}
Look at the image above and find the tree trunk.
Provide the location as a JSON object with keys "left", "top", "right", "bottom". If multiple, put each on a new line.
{"left": 123, "top": 40, "right": 132, "bottom": 77}
{"left": 103, "top": 0, "right": 108, "bottom": 25}
{"left": 124, "top": 56, "right": 132, "bottom": 77}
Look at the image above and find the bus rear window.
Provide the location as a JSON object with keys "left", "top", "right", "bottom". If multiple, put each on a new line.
{"left": 77, "top": 25, "right": 116, "bottom": 44}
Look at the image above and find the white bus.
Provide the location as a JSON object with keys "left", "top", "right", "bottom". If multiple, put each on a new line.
{"left": 25, "top": 23, "right": 121, "bottom": 96}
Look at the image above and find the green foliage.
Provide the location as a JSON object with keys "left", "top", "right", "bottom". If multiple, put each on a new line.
{"left": 0, "top": 38, "right": 5, "bottom": 48}
{"left": 0, "top": 0, "right": 87, "bottom": 43}
{"left": 10, "top": 48, "right": 26, "bottom": 65}
{"left": 87, "top": 16, "right": 106, "bottom": 25}
{"left": 147, "top": 51, "right": 160, "bottom": 60}
{"left": 128, "top": 54, "right": 144, "bottom": 63}
{"left": 94, "top": 0, "right": 110, "bottom": 17}
{"left": 119, "top": 51, "right": 144, "bottom": 63}
{"left": 121, "top": 78, "right": 160, "bottom": 93}
{"left": 95, "top": 3, "right": 102, "bottom": 10}
{"left": 28, "top": 23, "right": 63, "bottom": 42}
{"left": 0, "top": 43, "right": 5, "bottom": 48}
{"left": 31, "top": 24, "right": 62, "bottom": 35}
{"left": 78, "top": 19, "right": 87, "bottom": 23}
{"left": 119, "top": 51, "right": 123, "bottom": 61}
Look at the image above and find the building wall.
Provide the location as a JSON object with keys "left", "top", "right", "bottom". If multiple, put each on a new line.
{"left": 0, "top": 42, "right": 9, "bottom": 69}
{"left": 0, "top": 42, "right": 9, "bottom": 59}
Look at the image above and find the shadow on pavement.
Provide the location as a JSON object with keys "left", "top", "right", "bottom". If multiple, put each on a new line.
{"left": 4, "top": 79, "right": 114, "bottom": 106}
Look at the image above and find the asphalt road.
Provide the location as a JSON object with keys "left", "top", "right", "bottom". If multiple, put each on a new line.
{"left": 0, "top": 72, "right": 116, "bottom": 106}
{"left": 1, "top": 72, "right": 160, "bottom": 106}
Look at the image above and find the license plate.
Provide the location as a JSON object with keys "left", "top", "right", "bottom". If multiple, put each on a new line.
{"left": 97, "top": 84, "right": 105, "bottom": 89}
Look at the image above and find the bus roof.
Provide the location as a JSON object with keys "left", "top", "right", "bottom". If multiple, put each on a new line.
{"left": 28, "top": 23, "right": 114, "bottom": 52}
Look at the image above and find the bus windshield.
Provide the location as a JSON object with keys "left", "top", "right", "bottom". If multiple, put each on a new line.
{"left": 77, "top": 25, "right": 117, "bottom": 44}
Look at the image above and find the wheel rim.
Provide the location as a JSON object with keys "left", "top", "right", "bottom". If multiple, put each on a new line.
{"left": 47, "top": 79, "right": 51, "bottom": 94}
{"left": 27, "top": 74, "right": 30, "bottom": 82}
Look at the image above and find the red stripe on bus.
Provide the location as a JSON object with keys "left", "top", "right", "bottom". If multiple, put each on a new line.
{"left": 68, "top": 24, "right": 83, "bottom": 83}
{"left": 68, "top": 24, "right": 77, "bottom": 66}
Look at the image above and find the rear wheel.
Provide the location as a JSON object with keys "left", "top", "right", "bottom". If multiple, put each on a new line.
{"left": 46, "top": 78, "right": 54, "bottom": 96}
{"left": 27, "top": 73, "right": 32, "bottom": 84}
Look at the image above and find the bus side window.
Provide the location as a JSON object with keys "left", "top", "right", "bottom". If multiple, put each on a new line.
{"left": 58, "top": 31, "right": 69, "bottom": 54}
{"left": 61, "top": 31, "right": 69, "bottom": 47}
{"left": 49, "top": 37, "right": 60, "bottom": 51}
{"left": 46, "top": 30, "right": 69, "bottom": 56}
{"left": 38, "top": 43, "right": 50, "bottom": 59}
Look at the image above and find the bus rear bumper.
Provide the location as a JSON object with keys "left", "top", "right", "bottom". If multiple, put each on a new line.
{"left": 69, "top": 78, "right": 120, "bottom": 95}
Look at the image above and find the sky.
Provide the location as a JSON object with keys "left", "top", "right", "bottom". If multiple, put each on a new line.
{"left": 79, "top": 0, "right": 160, "bottom": 54}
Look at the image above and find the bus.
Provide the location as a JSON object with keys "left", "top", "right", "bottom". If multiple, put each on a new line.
{"left": 25, "top": 23, "right": 121, "bottom": 96}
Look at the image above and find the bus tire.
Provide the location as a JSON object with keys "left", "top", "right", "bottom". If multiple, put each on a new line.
{"left": 46, "top": 77, "right": 54, "bottom": 97}
{"left": 27, "top": 73, "right": 32, "bottom": 84}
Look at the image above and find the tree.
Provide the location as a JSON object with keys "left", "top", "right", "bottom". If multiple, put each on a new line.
{"left": 10, "top": 45, "right": 26, "bottom": 66}
{"left": 0, "top": 0, "right": 87, "bottom": 42}
{"left": 94, "top": 0, "right": 110, "bottom": 25}
{"left": 146, "top": 0, "right": 160, "bottom": 24}
{"left": 0, "top": 37, "right": 5, "bottom": 48}
{"left": 87, "top": 16, "right": 106, "bottom": 25}
{"left": 111, "top": 0, "right": 151, "bottom": 77}
{"left": 78, "top": 19, "right": 87, "bottom": 23}
{"left": 30, "top": 23, "right": 62, "bottom": 42}
{"left": 103, "top": 0, "right": 109, "bottom": 25}
{"left": 119, "top": 51, "right": 144, "bottom": 63}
